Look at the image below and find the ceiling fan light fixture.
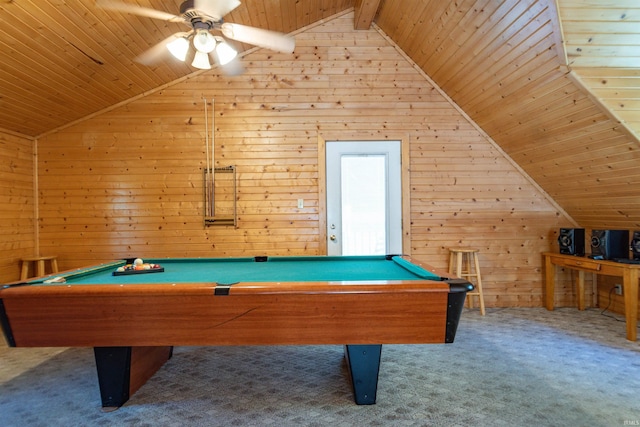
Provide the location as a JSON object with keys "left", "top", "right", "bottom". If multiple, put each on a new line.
{"left": 102, "top": 0, "right": 294, "bottom": 73}
{"left": 193, "top": 29, "right": 216, "bottom": 53}
{"left": 166, "top": 36, "right": 190, "bottom": 61}
{"left": 192, "top": 51, "right": 212, "bottom": 69}
{"left": 215, "top": 41, "right": 238, "bottom": 65}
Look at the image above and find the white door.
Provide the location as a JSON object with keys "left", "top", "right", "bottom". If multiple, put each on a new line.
{"left": 326, "top": 141, "right": 402, "bottom": 256}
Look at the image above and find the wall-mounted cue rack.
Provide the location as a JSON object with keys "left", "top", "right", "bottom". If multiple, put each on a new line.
{"left": 204, "top": 166, "right": 237, "bottom": 227}
{"left": 202, "top": 97, "right": 236, "bottom": 227}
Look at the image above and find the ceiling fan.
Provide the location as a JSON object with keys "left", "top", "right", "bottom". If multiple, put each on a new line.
{"left": 97, "top": 0, "right": 295, "bottom": 73}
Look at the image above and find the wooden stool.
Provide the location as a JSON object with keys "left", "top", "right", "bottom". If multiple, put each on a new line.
{"left": 20, "top": 256, "right": 59, "bottom": 280}
{"left": 448, "top": 248, "right": 485, "bottom": 315}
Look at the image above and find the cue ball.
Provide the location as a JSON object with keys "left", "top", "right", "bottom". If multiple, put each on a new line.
{"left": 133, "top": 258, "right": 143, "bottom": 266}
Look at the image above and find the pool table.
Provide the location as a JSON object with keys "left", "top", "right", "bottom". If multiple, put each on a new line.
{"left": 1, "top": 255, "right": 472, "bottom": 409}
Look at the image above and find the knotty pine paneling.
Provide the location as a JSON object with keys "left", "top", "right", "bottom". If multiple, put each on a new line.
{"left": 36, "top": 11, "right": 575, "bottom": 308}
{"left": 376, "top": 0, "right": 640, "bottom": 233}
{"left": 558, "top": 0, "right": 640, "bottom": 69}
{"left": 573, "top": 68, "right": 640, "bottom": 138}
{"left": 0, "top": 131, "right": 35, "bottom": 281}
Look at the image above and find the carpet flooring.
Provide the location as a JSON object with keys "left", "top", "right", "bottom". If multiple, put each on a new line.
{"left": 1, "top": 307, "right": 639, "bottom": 426}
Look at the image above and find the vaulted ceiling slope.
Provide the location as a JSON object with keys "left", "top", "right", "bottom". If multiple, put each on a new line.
{"left": 558, "top": 0, "right": 640, "bottom": 136}
{"left": 0, "top": 0, "right": 354, "bottom": 138}
{"left": 374, "top": 0, "right": 640, "bottom": 229}
{"left": 0, "top": 0, "right": 639, "bottom": 229}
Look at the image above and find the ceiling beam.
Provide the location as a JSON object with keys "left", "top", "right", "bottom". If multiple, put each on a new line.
{"left": 354, "top": 0, "right": 381, "bottom": 29}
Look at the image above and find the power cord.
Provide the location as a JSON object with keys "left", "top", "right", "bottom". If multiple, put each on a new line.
{"left": 599, "top": 286, "right": 625, "bottom": 322}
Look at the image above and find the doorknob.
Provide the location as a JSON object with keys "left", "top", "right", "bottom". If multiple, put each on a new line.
{"left": 330, "top": 234, "right": 337, "bottom": 241}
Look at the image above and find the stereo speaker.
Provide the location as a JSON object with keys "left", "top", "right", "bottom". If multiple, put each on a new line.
{"left": 557, "top": 228, "right": 585, "bottom": 256}
{"left": 590, "top": 230, "right": 629, "bottom": 260}
{"left": 631, "top": 231, "right": 640, "bottom": 259}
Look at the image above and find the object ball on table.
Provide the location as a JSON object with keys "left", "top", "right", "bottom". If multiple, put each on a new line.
{"left": 133, "top": 258, "right": 144, "bottom": 266}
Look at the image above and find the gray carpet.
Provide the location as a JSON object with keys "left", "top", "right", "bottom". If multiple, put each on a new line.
{"left": 1, "top": 308, "right": 638, "bottom": 426}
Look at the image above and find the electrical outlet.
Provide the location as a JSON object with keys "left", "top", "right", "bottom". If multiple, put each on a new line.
{"left": 614, "top": 284, "right": 623, "bottom": 296}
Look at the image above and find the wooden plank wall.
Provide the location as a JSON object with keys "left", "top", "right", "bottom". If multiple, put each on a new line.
{"left": 0, "top": 131, "right": 35, "bottom": 281}
{"left": 33, "top": 11, "right": 576, "bottom": 307}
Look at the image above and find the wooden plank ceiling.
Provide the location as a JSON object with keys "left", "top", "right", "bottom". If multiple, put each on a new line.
{"left": 558, "top": 0, "right": 640, "bottom": 134}
{"left": 374, "top": 0, "right": 640, "bottom": 229}
{"left": 0, "top": 0, "right": 355, "bottom": 138}
{"left": 1, "top": 0, "right": 639, "bottom": 229}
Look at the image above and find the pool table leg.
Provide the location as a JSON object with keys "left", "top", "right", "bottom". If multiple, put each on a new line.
{"left": 445, "top": 281, "right": 471, "bottom": 343}
{"left": 94, "top": 346, "right": 173, "bottom": 410}
{"left": 344, "top": 344, "right": 382, "bottom": 405}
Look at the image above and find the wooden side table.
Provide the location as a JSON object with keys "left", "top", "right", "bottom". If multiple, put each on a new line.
{"left": 543, "top": 252, "right": 638, "bottom": 341}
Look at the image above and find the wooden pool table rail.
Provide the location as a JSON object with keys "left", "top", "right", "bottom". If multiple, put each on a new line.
{"left": 1, "top": 282, "right": 461, "bottom": 347}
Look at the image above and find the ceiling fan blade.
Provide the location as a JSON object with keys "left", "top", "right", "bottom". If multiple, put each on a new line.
{"left": 217, "top": 56, "right": 245, "bottom": 76}
{"left": 193, "top": 0, "right": 241, "bottom": 21}
{"left": 220, "top": 23, "right": 295, "bottom": 53}
{"left": 135, "top": 33, "right": 188, "bottom": 66}
{"left": 96, "top": 0, "right": 184, "bottom": 23}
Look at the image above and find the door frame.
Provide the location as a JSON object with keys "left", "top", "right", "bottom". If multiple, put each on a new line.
{"left": 317, "top": 134, "right": 411, "bottom": 256}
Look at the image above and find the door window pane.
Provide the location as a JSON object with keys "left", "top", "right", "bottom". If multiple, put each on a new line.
{"left": 340, "top": 155, "right": 387, "bottom": 255}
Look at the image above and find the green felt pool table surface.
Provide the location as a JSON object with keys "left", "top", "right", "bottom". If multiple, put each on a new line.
{"left": 36, "top": 255, "right": 443, "bottom": 286}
